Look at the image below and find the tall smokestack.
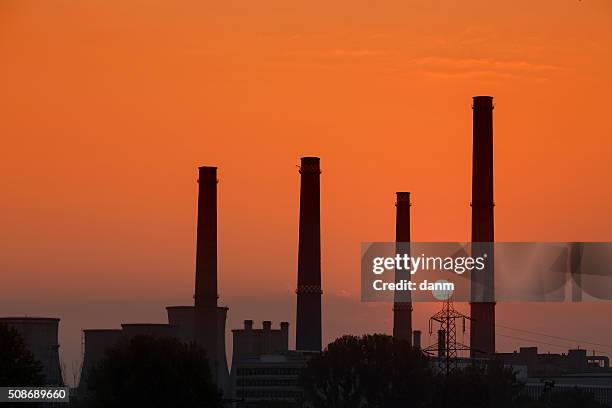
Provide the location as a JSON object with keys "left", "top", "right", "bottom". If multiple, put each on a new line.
{"left": 195, "top": 166, "right": 218, "bottom": 308}
{"left": 469, "top": 96, "right": 496, "bottom": 357}
{"left": 393, "top": 192, "right": 412, "bottom": 344}
{"left": 194, "top": 166, "right": 221, "bottom": 380}
{"left": 413, "top": 330, "right": 422, "bottom": 350}
{"left": 296, "top": 157, "right": 322, "bottom": 351}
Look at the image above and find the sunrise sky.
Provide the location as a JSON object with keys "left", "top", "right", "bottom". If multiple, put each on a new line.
{"left": 1, "top": 0, "right": 612, "bottom": 383}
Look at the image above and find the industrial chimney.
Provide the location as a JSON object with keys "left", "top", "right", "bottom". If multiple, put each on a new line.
{"left": 469, "top": 96, "right": 496, "bottom": 357}
{"left": 195, "top": 166, "right": 218, "bottom": 309}
{"left": 194, "top": 166, "right": 229, "bottom": 387}
{"left": 393, "top": 192, "right": 412, "bottom": 344}
{"left": 413, "top": 330, "right": 422, "bottom": 350}
{"left": 295, "top": 157, "right": 322, "bottom": 351}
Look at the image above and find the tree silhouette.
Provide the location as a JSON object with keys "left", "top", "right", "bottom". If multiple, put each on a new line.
{"left": 435, "top": 359, "right": 528, "bottom": 408}
{"left": 81, "top": 335, "right": 223, "bottom": 408}
{"left": 536, "top": 387, "right": 607, "bottom": 408}
{"left": 299, "top": 334, "right": 606, "bottom": 408}
{"left": 300, "top": 334, "right": 436, "bottom": 408}
{"left": 0, "top": 323, "right": 44, "bottom": 387}
{"left": 435, "top": 362, "right": 606, "bottom": 408}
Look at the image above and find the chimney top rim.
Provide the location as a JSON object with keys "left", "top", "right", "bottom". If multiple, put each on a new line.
{"left": 0, "top": 317, "right": 60, "bottom": 323}
{"left": 83, "top": 329, "right": 122, "bottom": 333}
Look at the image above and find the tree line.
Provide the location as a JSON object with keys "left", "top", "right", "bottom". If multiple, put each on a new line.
{"left": 1, "top": 324, "right": 606, "bottom": 408}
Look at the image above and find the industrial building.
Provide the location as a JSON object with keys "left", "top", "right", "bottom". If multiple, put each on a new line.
{"left": 229, "top": 320, "right": 308, "bottom": 406}
{"left": 77, "top": 156, "right": 324, "bottom": 405}
{"left": 0, "top": 317, "right": 63, "bottom": 386}
{"left": 79, "top": 324, "right": 187, "bottom": 386}
{"left": 79, "top": 165, "right": 230, "bottom": 392}
{"left": 231, "top": 351, "right": 314, "bottom": 408}
{"left": 4, "top": 96, "right": 611, "bottom": 407}
{"left": 498, "top": 347, "right": 610, "bottom": 377}
{"left": 525, "top": 377, "right": 612, "bottom": 406}
{"left": 80, "top": 328, "right": 122, "bottom": 384}
{"left": 231, "top": 320, "right": 290, "bottom": 361}
{"left": 496, "top": 347, "right": 612, "bottom": 405}
{"left": 228, "top": 156, "right": 324, "bottom": 406}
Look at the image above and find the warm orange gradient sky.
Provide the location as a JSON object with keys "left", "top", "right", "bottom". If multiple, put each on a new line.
{"left": 1, "top": 0, "right": 612, "bottom": 381}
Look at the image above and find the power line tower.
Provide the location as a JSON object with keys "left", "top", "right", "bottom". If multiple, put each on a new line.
{"left": 423, "top": 298, "right": 472, "bottom": 375}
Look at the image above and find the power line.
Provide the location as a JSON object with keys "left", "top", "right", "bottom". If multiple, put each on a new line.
{"left": 464, "top": 322, "right": 571, "bottom": 352}
{"left": 495, "top": 323, "right": 612, "bottom": 352}
{"left": 496, "top": 332, "right": 612, "bottom": 356}
{"left": 496, "top": 333, "right": 581, "bottom": 352}
{"left": 443, "top": 304, "right": 612, "bottom": 354}
{"left": 454, "top": 311, "right": 612, "bottom": 352}
{"left": 465, "top": 323, "right": 612, "bottom": 356}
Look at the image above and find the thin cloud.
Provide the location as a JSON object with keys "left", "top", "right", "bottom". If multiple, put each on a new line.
{"left": 276, "top": 48, "right": 564, "bottom": 80}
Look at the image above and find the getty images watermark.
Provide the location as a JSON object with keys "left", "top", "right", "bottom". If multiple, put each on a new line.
{"left": 361, "top": 242, "right": 612, "bottom": 302}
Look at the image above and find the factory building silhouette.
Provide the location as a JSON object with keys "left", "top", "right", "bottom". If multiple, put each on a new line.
{"left": 4, "top": 96, "right": 612, "bottom": 406}
{"left": 75, "top": 156, "right": 325, "bottom": 404}
{"left": 0, "top": 317, "right": 63, "bottom": 386}
{"left": 229, "top": 157, "right": 323, "bottom": 406}
{"left": 79, "top": 165, "right": 230, "bottom": 391}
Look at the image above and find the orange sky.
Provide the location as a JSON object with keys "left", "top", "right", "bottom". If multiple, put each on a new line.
{"left": 1, "top": 0, "right": 612, "bottom": 382}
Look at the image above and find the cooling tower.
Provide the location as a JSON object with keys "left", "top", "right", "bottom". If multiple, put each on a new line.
{"left": 80, "top": 329, "right": 123, "bottom": 387}
{"left": 166, "top": 306, "right": 196, "bottom": 343}
{"left": 0, "top": 317, "right": 63, "bottom": 385}
{"left": 120, "top": 323, "right": 179, "bottom": 340}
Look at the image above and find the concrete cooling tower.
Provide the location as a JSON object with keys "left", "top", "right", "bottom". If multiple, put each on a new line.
{"left": 0, "top": 317, "right": 63, "bottom": 385}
